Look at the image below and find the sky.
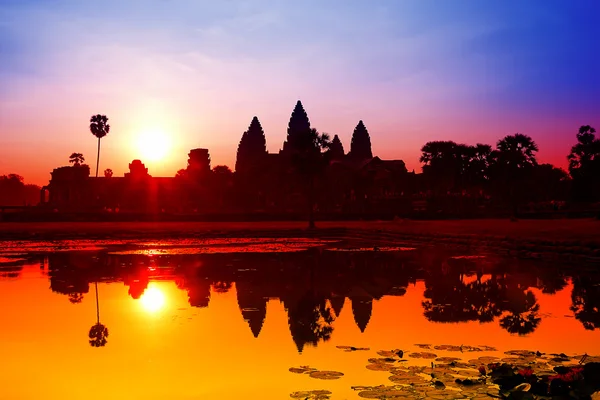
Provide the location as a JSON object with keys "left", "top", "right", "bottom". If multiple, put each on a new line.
{"left": 0, "top": 0, "right": 599, "bottom": 185}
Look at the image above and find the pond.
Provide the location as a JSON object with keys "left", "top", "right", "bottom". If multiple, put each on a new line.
{"left": 1, "top": 238, "right": 599, "bottom": 399}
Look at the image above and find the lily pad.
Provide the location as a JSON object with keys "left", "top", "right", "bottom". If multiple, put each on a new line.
{"left": 290, "top": 390, "right": 332, "bottom": 399}
{"left": 308, "top": 371, "right": 344, "bottom": 380}
{"left": 366, "top": 363, "right": 396, "bottom": 372}
{"left": 289, "top": 366, "right": 317, "bottom": 374}
{"left": 415, "top": 344, "right": 433, "bottom": 349}
{"left": 336, "top": 345, "right": 370, "bottom": 352}
{"left": 436, "top": 357, "right": 462, "bottom": 363}
{"left": 409, "top": 352, "right": 438, "bottom": 359}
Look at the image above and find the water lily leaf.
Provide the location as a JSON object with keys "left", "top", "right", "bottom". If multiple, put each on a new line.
{"left": 511, "top": 383, "right": 531, "bottom": 392}
{"left": 289, "top": 366, "right": 317, "bottom": 374}
{"left": 434, "top": 345, "right": 463, "bottom": 352}
{"left": 389, "top": 374, "right": 428, "bottom": 384}
{"left": 436, "top": 357, "right": 462, "bottom": 363}
{"left": 308, "top": 371, "right": 344, "bottom": 380}
{"left": 368, "top": 357, "right": 396, "bottom": 364}
{"left": 415, "top": 344, "right": 432, "bottom": 349}
{"left": 336, "top": 345, "right": 370, "bottom": 352}
{"left": 409, "top": 352, "right": 438, "bottom": 359}
{"left": 505, "top": 350, "right": 536, "bottom": 357}
{"left": 358, "top": 389, "right": 411, "bottom": 399}
{"left": 366, "top": 362, "right": 396, "bottom": 371}
{"left": 425, "top": 390, "right": 466, "bottom": 399}
{"left": 290, "top": 390, "right": 332, "bottom": 399}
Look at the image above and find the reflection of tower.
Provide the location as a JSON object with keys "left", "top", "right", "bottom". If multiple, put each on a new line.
{"left": 329, "top": 296, "right": 345, "bottom": 318}
{"left": 236, "top": 282, "right": 267, "bottom": 338}
{"left": 187, "top": 277, "right": 211, "bottom": 308}
{"left": 350, "top": 296, "right": 373, "bottom": 333}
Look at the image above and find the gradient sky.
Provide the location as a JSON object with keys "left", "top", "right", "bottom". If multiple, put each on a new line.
{"left": 1, "top": 0, "right": 599, "bottom": 185}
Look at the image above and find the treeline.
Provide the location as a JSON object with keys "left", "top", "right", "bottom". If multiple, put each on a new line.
{"left": 418, "top": 125, "right": 599, "bottom": 208}
{"left": 0, "top": 174, "right": 41, "bottom": 206}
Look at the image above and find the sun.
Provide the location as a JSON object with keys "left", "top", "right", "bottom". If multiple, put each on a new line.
{"left": 137, "top": 130, "right": 171, "bottom": 161}
{"left": 140, "top": 286, "right": 166, "bottom": 313}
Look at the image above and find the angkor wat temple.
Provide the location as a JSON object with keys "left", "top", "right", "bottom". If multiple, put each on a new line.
{"left": 40, "top": 101, "right": 420, "bottom": 216}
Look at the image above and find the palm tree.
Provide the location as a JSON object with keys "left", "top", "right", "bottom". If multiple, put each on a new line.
{"left": 88, "top": 281, "right": 109, "bottom": 347}
{"left": 491, "top": 134, "right": 539, "bottom": 216}
{"left": 69, "top": 153, "right": 85, "bottom": 167}
{"left": 89, "top": 114, "right": 110, "bottom": 178}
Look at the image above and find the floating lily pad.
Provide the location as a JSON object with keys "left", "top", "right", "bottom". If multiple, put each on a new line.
{"left": 358, "top": 387, "right": 413, "bottom": 398}
{"left": 336, "top": 345, "right": 370, "bottom": 352}
{"left": 436, "top": 357, "right": 462, "bottom": 363}
{"left": 289, "top": 366, "right": 317, "bottom": 374}
{"left": 505, "top": 350, "right": 537, "bottom": 357}
{"left": 415, "top": 344, "right": 432, "bottom": 349}
{"left": 434, "top": 345, "right": 463, "bottom": 352}
{"left": 389, "top": 374, "right": 428, "bottom": 384}
{"left": 290, "top": 390, "right": 332, "bottom": 399}
{"left": 369, "top": 357, "right": 396, "bottom": 364}
{"left": 425, "top": 389, "right": 466, "bottom": 399}
{"left": 366, "top": 363, "right": 396, "bottom": 372}
{"left": 308, "top": 371, "right": 344, "bottom": 380}
{"left": 409, "top": 352, "right": 438, "bottom": 359}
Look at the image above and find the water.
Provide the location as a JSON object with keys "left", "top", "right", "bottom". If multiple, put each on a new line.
{"left": 1, "top": 238, "right": 599, "bottom": 399}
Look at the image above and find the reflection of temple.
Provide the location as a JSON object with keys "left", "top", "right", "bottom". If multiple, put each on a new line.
{"left": 39, "top": 248, "right": 600, "bottom": 349}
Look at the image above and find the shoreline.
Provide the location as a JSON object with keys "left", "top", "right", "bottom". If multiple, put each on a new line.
{"left": 0, "top": 219, "right": 599, "bottom": 261}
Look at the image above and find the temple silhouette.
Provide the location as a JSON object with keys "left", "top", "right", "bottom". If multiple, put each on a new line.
{"left": 39, "top": 101, "right": 415, "bottom": 216}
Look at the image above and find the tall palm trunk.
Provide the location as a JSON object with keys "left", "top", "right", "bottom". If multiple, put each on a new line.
{"left": 95, "top": 137, "right": 101, "bottom": 178}
{"left": 94, "top": 281, "right": 100, "bottom": 324}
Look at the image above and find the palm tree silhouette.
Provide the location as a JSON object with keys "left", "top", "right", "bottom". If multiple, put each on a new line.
{"left": 89, "top": 114, "right": 110, "bottom": 178}
{"left": 88, "top": 281, "right": 109, "bottom": 347}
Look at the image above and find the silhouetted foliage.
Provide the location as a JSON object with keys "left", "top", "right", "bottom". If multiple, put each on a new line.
{"left": 69, "top": 153, "right": 85, "bottom": 166}
{"left": 90, "top": 114, "right": 110, "bottom": 178}
{"left": 287, "top": 291, "right": 335, "bottom": 353}
{"left": 348, "top": 120, "right": 373, "bottom": 162}
{"left": 0, "top": 174, "right": 40, "bottom": 206}
{"left": 568, "top": 125, "right": 600, "bottom": 202}
{"left": 571, "top": 275, "right": 600, "bottom": 330}
{"left": 490, "top": 134, "right": 539, "bottom": 214}
{"left": 88, "top": 323, "right": 109, "bottom": 347}
{"left": 104, "top": 169, "right": 113, "bottom": 178}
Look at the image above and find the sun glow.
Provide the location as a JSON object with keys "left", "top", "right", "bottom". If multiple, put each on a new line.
{"left": 139, "top": 286, "right": 166, "bottom": 313}
{"left": 137, "top": 130, "right": 171, "bottom": 161}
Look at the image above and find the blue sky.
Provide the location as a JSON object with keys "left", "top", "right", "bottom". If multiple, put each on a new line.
{"left": 1, "top": 0, "right": 599, "bottom": 183}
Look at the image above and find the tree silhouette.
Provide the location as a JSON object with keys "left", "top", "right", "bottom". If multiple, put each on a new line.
{"left": 104, "top": 168, "right": 113, "bottom": 178}
{"left": 89, "top": 114, "right": 110, "bottom": 178}
{"left": 568, "top": 125, "right": 600, "bottom": 202}
{"left": 69, "top": 153, "right": 85, "bottom": 167}
{"left": 287, "top": 291, "right": 335, "bottom": 353}
{"left": 290, "top": 128, "right": 331, "bottom": 229}
{"left": 235, "top": 116, "right": 267, "bottom": 174}
{"left": 491, "top": 134, "right": 539, "bottom": 215}
{"left": 571, "top": 275, "right": 600, "bottom": 330}
{"left": 499, "top": 287, "right": 541, "bottom": 335}
{"left": 348, "top": 120, "right": 373, "bottom": 162}
{"left": 88, "top": 281, "right": 109, "bottom": 347}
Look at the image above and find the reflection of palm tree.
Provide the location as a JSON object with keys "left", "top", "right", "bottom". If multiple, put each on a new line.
{"left": 287, "top": 292, "right": 335, "bottom": 353}
{"left": 571, "top": 275, "right": 600, "bottom": 330}
{"left": 89, "top": 281, "right": 109, "bottom": 347}
{"left": 499, "top": 289, "right": 541, "bottom": 335}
